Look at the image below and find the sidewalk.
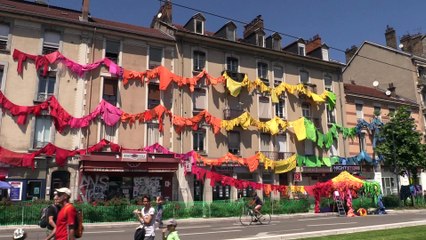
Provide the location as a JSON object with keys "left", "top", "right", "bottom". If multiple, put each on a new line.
{"left": 1, "top": 209, "right": 424, "bottom": 231}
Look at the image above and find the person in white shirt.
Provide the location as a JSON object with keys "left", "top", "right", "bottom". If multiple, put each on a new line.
{"left": 133, "top": 195, "right": 156, "bottom": 240}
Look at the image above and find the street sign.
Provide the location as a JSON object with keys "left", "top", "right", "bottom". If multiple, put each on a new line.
{"left": 332, "top": 165, "right": 361, "bottom": 172}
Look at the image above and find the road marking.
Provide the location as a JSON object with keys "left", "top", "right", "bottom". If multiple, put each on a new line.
{"left": 308, "top": 222, "right": 356, "bottom": 227}
{"left": 180, "top": 229, "right": 241, "bottom": 236}
{"left": 84, "top": 230, "right": 126, "bottom": 234}
{"left": 298, "top": 217, "right": 337, "bottom": 221}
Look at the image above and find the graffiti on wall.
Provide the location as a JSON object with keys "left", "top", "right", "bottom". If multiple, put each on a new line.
{"left": 79, "top": 175, "right": 109, "bottom": 202}
{"left": 133, "top": 177, "right": 162, "bottom": 198}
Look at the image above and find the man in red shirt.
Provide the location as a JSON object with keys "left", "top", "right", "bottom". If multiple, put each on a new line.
{"left": 54, "top": 187, "right": 76, "bottom": 240}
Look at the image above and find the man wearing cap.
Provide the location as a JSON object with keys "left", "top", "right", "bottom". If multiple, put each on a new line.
{"left": 45, "top": 191, "right": 61, "bottom": 240}
{"left": 162, "top": 219, "right": 180, "bottom": 240}
{"left": 54, "top": 188, "right": 76, "bottom": 240}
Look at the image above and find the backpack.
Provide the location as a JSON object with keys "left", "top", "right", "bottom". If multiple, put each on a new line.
{"left": 39, "top": 205, "right": 57, "bottom": 229}
{"left": 74, "top": 209, "right": 84, "bottom": 238}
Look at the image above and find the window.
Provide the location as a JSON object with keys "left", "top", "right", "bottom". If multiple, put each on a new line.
{"left": 302, "top": 103, "right": 311, "bottom": 119}
{"left": 103, "top": 78, "right": 118, "bottom": 106}
{"left": 359, "top": 132, "right": 366, "bottom": 151}
{"left": 37, "top": 71, "right": 56, "bottom": 101}
{"left": 276, "top": 134, "right": 287, "bottom": 155}
{"left": 149, "top": 47, "right": 163, "bottom": 69}
{"left": 322, "top": 48, "right": 329, "bottom": 61}
{"left": 43, "top": 31, "right": 60, "bottom": 55}
{"left": 300, "top": 70, "right": 309, "bottom": 84}
{"left": 257, "top": 62, "right": 268, "bottom": 85}
{"left": 257, "top": 34, "right": 264, "bottom": 47}
{"left": 147, "top": 123, "right": 159, "bottom": 146}
{"left": 193, "top": 129, "right": 206, "bottom": 152}
{"left": 195, "top": 20, "right": 204, "bottom": 34}
{"left": 260, "top": 133, "right": 271, "bottom": 151}
{"left": 275, "top": 99, "right": 285, "bottom": 118}
{"left": 304, "top": 139, "right": 314, "bottom": 155}
{"left": 273, "top": 38, "right": 280, "bottom": 50}
{"left": 0, "top": 23, "right": 10, "bottom": 51}
{"left": 33, "top": 112, "right": 51, "bottom": 149}
{"left": 226, "top": 27, "right": 235, "bottom": 41}
{"left": 193, "top": 51, "right": 206, "bottom": 72}
{"left": 324, "top": 74, "right": 332, "bottom": 91}
{"left": 327, "top": 106, "right": 336, "bottom": 124}
{"left": 193, "top": 88, "right": 206, "bottom": 111}
{"left": 105, "top": 40, "right": 120, "bottom": 64}
{"left": 330, "top": 141, "right": 338, "bottom": 156}
{"left": 228, "top": 131, "right": 240, "bottom": 155}
{"left": 274, "top": 66, "right": 283, "bottom": 86}
{"left": 0, "top": 64, "right": 4, "bottom": 89}
{"left": 356, "top": 103, "right": 364, "bottom": 119}
{"left": 381, "top": 177, "right": 395, "bottom": 196}
{"left": 148, "top": 83, "right": 160, "bottom": 109}
{"left": 298, "top": 43, "right": 305, "bottom": 56}
{"left": 226, "top": 57, "right": 238, "bottom": 73}
{"left": 100, "top": 123, "right": 117, "bottom": 142}
{"left": 259, "top": 96, "right": 271, "bottom": 119}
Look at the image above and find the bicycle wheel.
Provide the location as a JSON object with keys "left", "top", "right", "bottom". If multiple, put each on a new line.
{"left": 240, "top": 209, "right": 253, "bottom": 226}
{"left": 258, "top": 213, "right": 271, "bottom": 225}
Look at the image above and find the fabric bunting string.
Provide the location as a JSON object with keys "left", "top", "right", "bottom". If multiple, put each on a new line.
{"left": 13, "top": 49, "right": 335, "bottom": 108}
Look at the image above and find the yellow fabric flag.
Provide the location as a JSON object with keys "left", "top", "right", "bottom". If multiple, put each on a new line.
{"left": 274, "top": 154, "right": 297, "bottom": 174}
{"left": 290, "top": 117, "right": 306, "bottom": 141}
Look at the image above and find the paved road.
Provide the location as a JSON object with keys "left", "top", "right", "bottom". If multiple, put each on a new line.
{"left": 1, "top": 211, "right": 426, "bottom": 240}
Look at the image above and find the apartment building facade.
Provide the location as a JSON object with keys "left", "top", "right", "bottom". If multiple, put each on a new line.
{"left": 343, "top": 26, "right": 426, "bottom": 194}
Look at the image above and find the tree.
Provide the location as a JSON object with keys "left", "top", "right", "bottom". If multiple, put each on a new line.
{"left": 376, "top": 106, "right": 426, "bottom": 200}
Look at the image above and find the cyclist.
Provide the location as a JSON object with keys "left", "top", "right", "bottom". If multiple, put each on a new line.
{"left": 249, "top": 192, "right": 263, "bottom": 220}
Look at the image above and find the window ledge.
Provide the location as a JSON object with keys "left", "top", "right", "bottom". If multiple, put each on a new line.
{"left": 0, "top": 49, "right": 11, "bottom": 55}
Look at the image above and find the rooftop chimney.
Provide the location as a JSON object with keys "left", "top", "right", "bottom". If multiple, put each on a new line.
{"left": 306, "top": 34, "right": 322, "bottom": 53}
{"left": 151, "top": 0, "right": 173, "bottom": 28}
{"left": 243, "top": 15, "right": 263, "bottom": 39}
{"left": 80, "top": 0, "right": 90, "bottom": 22}
{"left": 388, "top": 83, "right": 396, "bottom": 97}
{"left": 385, "top": 25, "right": 397, "bottom": 49}
{"left": 345, "top": 45, "right": 358, "bottom": 63}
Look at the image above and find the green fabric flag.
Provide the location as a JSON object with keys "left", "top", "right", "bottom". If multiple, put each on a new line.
{"left": 316, "top": 131, "right": 324, "bottom": 148}
{"left": 322, "top": 157, "right": 332, "bottom": 167}
{"left": 326, "top": 91, "right": 337, "bottom": 110}
{"left": 305, "top": 118, "right": 317, "bottom": 142}
{"left": 296, "top": 154, "right": 305, "bottom": 166}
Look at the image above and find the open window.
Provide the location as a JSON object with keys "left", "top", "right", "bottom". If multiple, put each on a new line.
{"left": 105, "top": 40, "right": 120, "bottom": 64}
{"left": 36, "top": 71, "right": 56, "bottom": 102}
{"left": 43, "top": 31, "right": 60, "bottom": 55}
{"left": 0, "top": 23, "right": 10, "bottom": 51}
{"left": 228, "top": 131, "right": 240, "bottom": 155}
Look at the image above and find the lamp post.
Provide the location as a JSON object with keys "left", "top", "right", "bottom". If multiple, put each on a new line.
{"left": 391, "top": 128, "right": 400, "bottom": 196}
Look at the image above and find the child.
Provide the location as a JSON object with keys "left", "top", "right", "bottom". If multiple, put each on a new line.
{"left": 156, "top": 196, "right": 164, "bottom": 229}
{"left": 162, "top": 219, "right": 180, "bottom": 240}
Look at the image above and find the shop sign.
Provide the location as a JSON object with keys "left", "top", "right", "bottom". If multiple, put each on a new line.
{"left": 8, "top": 181, "right": 23, "bottom": 201}
{"left": 332, "top": 165, "right": 361, "bottom": 172}
{"left": 122, "top": 150, "right": 147, "bottom": 162}
{"left": 294, "top": 172, "right": 302, "bottom": 182}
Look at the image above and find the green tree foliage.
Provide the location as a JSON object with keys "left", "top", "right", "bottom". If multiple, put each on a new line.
{"left": 376, "top": 106, "right": 426, "bottom": 183}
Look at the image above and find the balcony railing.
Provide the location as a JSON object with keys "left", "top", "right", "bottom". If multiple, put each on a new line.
{"left": 223, "top": 108, "right": 244, "bottom": 120}
{"left": 259, "top": 151, "right": 295, "bottom": 160}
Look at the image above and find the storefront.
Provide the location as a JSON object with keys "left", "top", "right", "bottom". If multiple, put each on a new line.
{"left": 79, "top": 152, "right": 180, "bottom": 202}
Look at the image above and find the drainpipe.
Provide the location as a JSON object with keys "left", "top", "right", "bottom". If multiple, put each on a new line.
{"left": 85, "top": 27, "right": 97, "bottom": 153}
{"left": 338, "top": 71, "right": 347, "bottom": 157}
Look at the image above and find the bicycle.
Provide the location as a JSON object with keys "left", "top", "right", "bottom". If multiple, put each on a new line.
{"left": 239, "top": 205, "right": 271, "bottom": 225}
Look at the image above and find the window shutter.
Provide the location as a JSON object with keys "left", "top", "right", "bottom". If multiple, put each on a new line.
{"left": 44, "top": 31, "right": 60, "bottom": 45}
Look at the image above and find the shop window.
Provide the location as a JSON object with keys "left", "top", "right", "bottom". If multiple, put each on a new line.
{"left": 103, "top": 77, "right": 118, "bottom": 106}
{"left": 148, "top": 83, "right": 160, "bottom": 109}
{"left": 50, "top": 171, "right": 70, "bottom": 199}
{"left": 257, "top": 62, "right": 269, "bottom": 85}
{"left": 193, "top": 50, "right": 206, "bottom": 72}
{"left": 0, "top": 23, "right": 10, "bottom": 51}
{"left": 226, "top": 57, "right": 238, "bottom": 73}
{"left": 275, "top": 99, "right": 285, "bottom": 118}
{"left": 213, "top": 182, "right": 230, "bottom": 200}
{"left": 259, "top": 96, "right": 271, "bottom": 119}
{"left": 105, "top": 40, "right": 120, "bottom": 64}
{"left": 193, "top": 129, "right": 206, "bottom": 153}
{"left": 192, "top": 87, "right": 206, "bottom": 111}
{"left": 33, "top": 111, "right": 51, "bottom": 149}
{"left": 43, "top": 30, "right": 60, "bottom": 55}
{"left": 147, "top": 123, "right": 159, "bottom": 146}
{"left": 36, "top": 71, "right": 56, "bottom": 102}
{"left": 300, "top": 70, "right": 309, "bottom": 84}
{"left": 194, "top": 179, "right": 204, "bottom": 201}
{"left": 149, "top": 47, "right": 163, "bottom": 69}
{"left": 228, "top": 131, "right": 240, "bottom": 155}
{"left": 26, "top": 180, "right": 42, "bottom": 200}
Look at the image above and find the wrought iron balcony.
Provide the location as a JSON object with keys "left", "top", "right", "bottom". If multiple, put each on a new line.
{"left": 223, "top": 108, "right": 244, "bottom": 120}
{"left": 259, "top": 151, "right": 295, "bottom": 160}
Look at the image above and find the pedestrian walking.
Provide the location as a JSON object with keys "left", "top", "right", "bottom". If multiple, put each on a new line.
{"left": 54, "top": 188, "right": 77, "bottom": 240}
{"left": 156, "top": 196, "right": 164, "bottom": 229}
{"left": 162, "top": 219, "right": 180, "bottom": 240}
{"left": 45, "top": 191, "right": 62, "bottom": 240}
{"left": 133, "top": 195, "right": 156, "bottom": 240}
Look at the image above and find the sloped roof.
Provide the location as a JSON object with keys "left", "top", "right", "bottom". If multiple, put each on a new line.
{"left": 344, "top": 83, "right": 417, "bottom": 105}
{"left": 0, "top": 0, "right": 173, "bottom": 41}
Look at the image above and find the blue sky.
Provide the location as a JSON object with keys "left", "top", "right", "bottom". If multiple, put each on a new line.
{"left": 47, "top": 0, "right": 426, "bottom": 63}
